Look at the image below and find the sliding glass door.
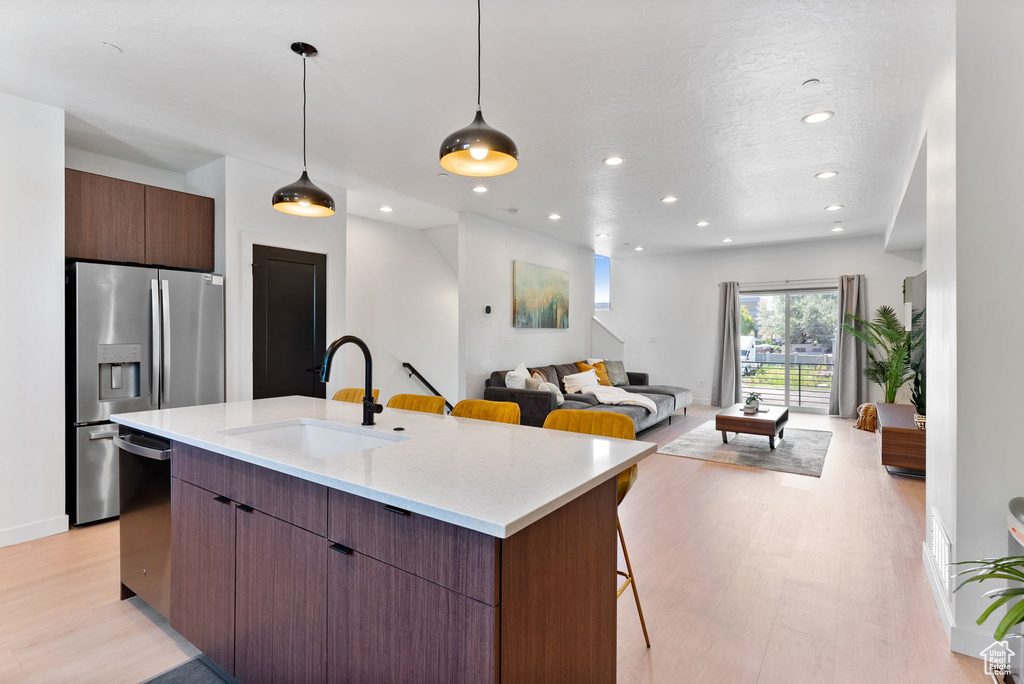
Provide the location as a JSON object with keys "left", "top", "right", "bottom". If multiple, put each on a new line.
{"left": 740, "top": 290, "right": 838, "bottom": 412}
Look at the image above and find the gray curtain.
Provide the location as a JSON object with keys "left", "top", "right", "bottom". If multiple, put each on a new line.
{"left": 711, "top": 281, "right": 741, "bottom": 407}
{"left": 829, "top": 274, "right": 868, "bottom": 418}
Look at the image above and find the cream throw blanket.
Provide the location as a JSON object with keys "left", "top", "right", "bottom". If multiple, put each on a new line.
{"left": 584, "top": 384, "right": 658, "bottom": 414}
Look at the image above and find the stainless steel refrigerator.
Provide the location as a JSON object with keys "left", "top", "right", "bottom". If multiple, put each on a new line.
{"left": 66, "top": 262, "right": 224, "bottom": 524}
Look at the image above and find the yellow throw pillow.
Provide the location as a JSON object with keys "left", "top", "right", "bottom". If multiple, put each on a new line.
{"left": 577, "top": 361, "right": 612, "bottom": 386}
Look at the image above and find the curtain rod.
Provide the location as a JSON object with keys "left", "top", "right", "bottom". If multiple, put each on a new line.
{"left": 740, "top": 277, "right": 837, "bottom": 287}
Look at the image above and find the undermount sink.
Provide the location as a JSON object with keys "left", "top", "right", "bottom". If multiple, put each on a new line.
{"left": 219, "top": 418, "right": 410, "bottom": 459}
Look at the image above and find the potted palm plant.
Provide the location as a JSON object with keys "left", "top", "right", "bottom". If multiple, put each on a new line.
{"left": 954, "top": 555, "right": 1024, "bottom": 640}
{"left": 842, "top": 305, "right": 915, "bottom": 404}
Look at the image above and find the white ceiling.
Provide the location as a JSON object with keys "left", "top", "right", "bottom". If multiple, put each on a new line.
{"left": 1, "top": 1, "right": 949, "bottom": 255}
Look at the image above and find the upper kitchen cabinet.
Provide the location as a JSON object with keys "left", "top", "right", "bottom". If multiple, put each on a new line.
{"left": 65, "top": 169, "right": 146, "bottom": 264}
{"left": 65, "top": 169, "right": 215, "bottom": 272}
{"left": 145, "top": 186, "right": 214, "bottom": 271}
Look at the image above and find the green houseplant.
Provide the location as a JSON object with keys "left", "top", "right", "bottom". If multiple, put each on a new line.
{"left": 953, "top": 556, "right": 1024, "bottom": 640}
{"left": 842, "top": 305, "right": 914, "bottom": 403}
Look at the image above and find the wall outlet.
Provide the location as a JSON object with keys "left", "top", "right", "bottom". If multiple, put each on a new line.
{"left": 699, "top": 379, "right": 705, "bottom": 387}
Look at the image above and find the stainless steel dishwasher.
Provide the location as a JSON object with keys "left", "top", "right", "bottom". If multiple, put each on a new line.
{"left": 116, "top": 428, "right": 172, "bottom": 620}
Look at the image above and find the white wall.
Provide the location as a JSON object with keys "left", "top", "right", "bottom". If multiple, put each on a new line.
{"left": 458, "top": 214, "right": 594, "bottom": 400}
{"left": 596, "top": 236, "right": 921, "bottom": 405}
{"left": 345, "top": 215, "right": 458, "bottom": 405}
{"left": 0, "top": 92, "right": 67, "bottom": 547}
{"left": 65, "top": 147, "right": 188, "bottom": 192}
{"left": 188, "top": 157, "right": 347, "bottom": 402}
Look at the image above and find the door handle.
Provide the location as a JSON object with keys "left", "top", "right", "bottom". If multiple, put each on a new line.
{"left": 329, "top": 543, "right": 353, "bottom": 555}
{"left": 89, "top": 427, "right": 120, "bottom": 440}
{"left": 113, "top": 434, "right": 171, "bottom": 461}
{"left": 161, "top": 280, "right": 170, "bottom": 404}
{"left": 382, "top": 504, "right": 410, "bottom": 516}
{"left": 213, "top": 495, "right": 231, "bottom": 505}
{"left": 150, "top": 280, "right": 160, "bottom": 406}
{"left": 236, "top": 504, "right": 254, "bottom": 513}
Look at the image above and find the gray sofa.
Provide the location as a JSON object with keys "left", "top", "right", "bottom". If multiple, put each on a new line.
{"left": 483, "top": 361, "right": 692, "bottom": 431}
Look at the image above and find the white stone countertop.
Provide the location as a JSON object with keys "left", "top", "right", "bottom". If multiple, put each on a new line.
{"left": 111, "top": 396, "right": 656, "bottom": 538}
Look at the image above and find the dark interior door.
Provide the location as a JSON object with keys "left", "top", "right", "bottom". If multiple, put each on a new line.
{"left": 253, "top": 245, "right": 327, "bottom": 399}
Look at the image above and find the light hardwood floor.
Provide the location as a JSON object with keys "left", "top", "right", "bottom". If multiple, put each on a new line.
{"left": 0, "top": 406, "right": 988, "bottom": 683}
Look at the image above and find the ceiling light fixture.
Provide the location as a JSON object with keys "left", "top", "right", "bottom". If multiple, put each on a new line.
{"left": 596, "top": 233, "right": 609, "bottom": 238}
{"left": 696, "top": 220, "right": 709, "bottom": 227}
{"left": 661, "top": 196, "right": 677, "bottom": 203}
{"left": 831, "top": 227, "right": 844, "bottom": 232}
{"left": 271, "top": 43, "right": 336, "bottom": 218}
{"left": 379, "top": 206, "right": 393, "bottom": 213}
{"left": 634, "top": 246, "right": 644, "bottom": 251}
{"left": 815, "top": 171, "right": 839, "bottom": 179}
{"left": 801, "top": 110, "right": 834, "bottom": 124}
{"left": 722, "top": 238, "right": 733, "bottom": 243}
{"left": 603, "top": 156, "right": 624, "bottom": 166}
{"left": 439, "top": 0, "right": 518, "bottom": 177}
{"left": 473, "top": 185, "right": 488, "bottom": 193}
{"left": 825, "top": 204, "right": 844, "bottom": 211}
{"left": 548, "top": 213, "right": 561, "bottom": 220}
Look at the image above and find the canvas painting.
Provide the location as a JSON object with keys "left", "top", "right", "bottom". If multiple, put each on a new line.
{"left": 512, "top": 261, "right": 569, "bottom": 328}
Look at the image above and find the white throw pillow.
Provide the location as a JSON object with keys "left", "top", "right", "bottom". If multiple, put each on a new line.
{"left": 538, "top": 381, "right": 564, "bottom": 405}
{"left": 563, "top": 369, "right": 599, "bottom": 394}
{"left": 505, "top": 361, "right": 530, "bottom": 389}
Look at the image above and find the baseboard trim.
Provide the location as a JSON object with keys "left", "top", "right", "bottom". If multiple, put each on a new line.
{"left": 922, "top": 541, "right": 953, "bottom": 643}
{"left": 0, "top": 515, "right": 69, "bottom": 549}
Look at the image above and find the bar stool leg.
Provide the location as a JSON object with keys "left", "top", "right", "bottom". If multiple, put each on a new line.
{"left": 617, "top": 515, "right": 651, "bottom": 648}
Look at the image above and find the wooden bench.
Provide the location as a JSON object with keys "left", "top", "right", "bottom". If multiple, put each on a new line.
{"left": 875, "top": 402, "right": 925, "bottom": 472}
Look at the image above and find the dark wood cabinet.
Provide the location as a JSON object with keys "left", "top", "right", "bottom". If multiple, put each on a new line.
{"left": 65, "top": 169, "right": 214, "bottom": 271}
{"left": 235, "top": 509, "right": 327, "bottom": 684}
{"left": 170, "top": 478, "right": 236, "bottom": 676}
{"left": 327, "top": 548, "right": 498, "bottom": 684}
{"left": 145, "top": 185, "right": 214, "bottom": 271}
{"left": 65, "top": 169, "right": 146, "bottom": 263}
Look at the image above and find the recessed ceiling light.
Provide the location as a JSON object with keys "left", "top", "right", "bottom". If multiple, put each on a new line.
{"left": 801, "top": 110, "right": 835, "bottom": 124}
{"left": 379, "top": 206, "right": 393, "bottom": 213}
{"left": 596, "top": 233, "right": 609, "bottom": 238}
{"left": 548, "top": 213, "right": 561, "bottom": 220}
{"left": 815, "top": 171, "right": 839, "bottom": 179}
{"left": 661, "top": 196, "right": 677, "bottom": 203}
{"left": 722, "top": 238, "right": 733, "bottom": 243}
{"left": 825, "top": 204, "right": 844, "bottom": 211}
{"left": 473, "top": 186, "right": 487, "bottom": 193}
{"left": 634, "top": 246, "right": 644, "bottom": 251}
{"left": 603, "top": 156, "right": 624, "bottom": 166}
{"left": 696, "top": 220, "right": 709, "bottom": 227}
{"left": 831, "top": 227, "right": 845, "bottom": 232}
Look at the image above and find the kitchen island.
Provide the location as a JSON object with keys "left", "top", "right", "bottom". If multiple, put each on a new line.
{"left": 112, "top": 395, "right": 655, "bottom": 684}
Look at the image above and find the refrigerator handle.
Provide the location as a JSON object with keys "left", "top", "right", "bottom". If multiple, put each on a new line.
{"left": 150, "top": 280, "right": 161, "bottom": 406}
{"left": 161, "top": 280, "right": 171, "bottom": 404}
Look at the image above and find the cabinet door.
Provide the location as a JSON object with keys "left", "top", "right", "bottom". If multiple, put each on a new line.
{"left": 235, "top": 508, "right": 327, "bottom": 684}
{"left": 65, "top": 169, "right": 145, "bottom": 262}
{"left": 145, "top": 186, "right": 214, "bottom": 271}
{"left": 327, "top": 549, "right": 498, "bottom": 684}
{"left": 170, "top": 478, "right": 236, "bottom": 675}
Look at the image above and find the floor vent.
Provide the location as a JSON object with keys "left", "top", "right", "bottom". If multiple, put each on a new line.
{"left": 931, "top": 509, "right": 953, "bottom": 596}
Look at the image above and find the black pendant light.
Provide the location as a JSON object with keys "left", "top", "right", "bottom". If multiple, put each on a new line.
{"left": 439, "top": 0, "right": 519, "bottom": 177}
{"left": 272, "top": 42, "right": 336, "bottom": 217}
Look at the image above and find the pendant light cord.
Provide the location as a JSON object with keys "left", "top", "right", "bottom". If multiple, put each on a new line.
{"left": 476, "top": 0, "right": 482, "bottom": 106}
{"left": 302, "top": 53, "right": 308, "bottom": 171}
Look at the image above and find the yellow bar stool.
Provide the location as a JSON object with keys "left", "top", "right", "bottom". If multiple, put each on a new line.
{"left": 386, "top": 393, "right": 446, "bottom": 415}
{"left": 541, "top": 409, "right": 651, "bottom": 648}
{"left": 450, "top": 399, "right": 521, "bottom": 425}
{"left": 332, "top": 387, "right": 380, "bottom": 403}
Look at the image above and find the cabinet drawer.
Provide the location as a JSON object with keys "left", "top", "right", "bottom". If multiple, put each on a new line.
{"left": 172, "top": 443, "right": 236, "bottom": 499}
{"left": 328, "top": 489, "right": 499, "bottom": 605}
{"left": 172, "top": 442, "right": 328, "bottom": 536}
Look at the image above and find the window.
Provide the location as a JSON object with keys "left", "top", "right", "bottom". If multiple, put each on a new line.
{"left": 595, "top": 255, "right": 611, "bottom": 310}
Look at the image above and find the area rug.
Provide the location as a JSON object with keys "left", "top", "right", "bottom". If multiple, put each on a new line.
{"left": 141, "top": 657, "right": 234, "bottom": 684}
{"left": 657, "top": 421, "right": 832, "bottom": 477}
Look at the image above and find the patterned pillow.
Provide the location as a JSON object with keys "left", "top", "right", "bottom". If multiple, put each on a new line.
{"left": 604, "top": 360, "right": 629, "bottom": 386}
